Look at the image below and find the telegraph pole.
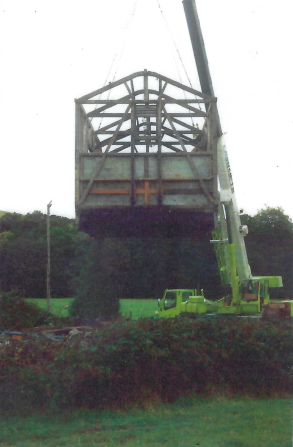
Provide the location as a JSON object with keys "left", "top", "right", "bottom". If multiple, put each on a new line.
{"left": 46, "top": 201, "right": 52, "bottom": 311}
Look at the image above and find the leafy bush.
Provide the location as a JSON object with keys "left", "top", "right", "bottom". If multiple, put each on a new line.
{"left": 0, "top": 292, "right": 61, "bottom": 330}
{"left": 70, "top": 239, "right": 127, "bottom": 320}
{"left": 0, "top": 317, "right": 292, "bottom": 413}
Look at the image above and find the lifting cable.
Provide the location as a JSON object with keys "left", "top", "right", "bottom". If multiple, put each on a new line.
{"left": 156, "top": 0, "right": 193, "bottom": 89}
{"left": 156, "top": 0, "right": 202, "bottom": 131}
{"left": 92, "top": 0, "right": 139, "bottom": 130}
{"left": 110, "top": 0, "right": 138, "bottom": 86}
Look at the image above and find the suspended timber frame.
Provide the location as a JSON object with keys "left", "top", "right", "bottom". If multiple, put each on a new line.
{"left": 75, "top": 70, "right": 218, "bottom": 237}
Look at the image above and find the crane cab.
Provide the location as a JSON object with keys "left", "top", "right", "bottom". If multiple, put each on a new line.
{"left": 158, "top": 289, "right": 219, "bottom": 318}
{"left": 158, "top": 289, "right": 196, "bottom": 319}
{"left": 240, "top": 278, "right": 270, "bottom": 315}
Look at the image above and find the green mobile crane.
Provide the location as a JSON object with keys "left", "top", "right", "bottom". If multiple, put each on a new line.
{"left": 158, "top": 0, "right": 289, "bottom": 319}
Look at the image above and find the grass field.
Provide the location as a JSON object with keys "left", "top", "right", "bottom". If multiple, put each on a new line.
{"left": 25, "top": 298, "right": 158, "bottom": 319}
{"left": 26, "top": 298, "right": 74, "bottom": 317}
{"left": 0, "top": 397, "right": 291, "bottom": 446}
{"left": 120, "top": 298, "right": 158, "bottom": 319}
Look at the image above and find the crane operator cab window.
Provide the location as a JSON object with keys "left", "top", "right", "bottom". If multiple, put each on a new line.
{"left": 182, "top": 291, "right": 193, "bottom": 302}
{"left": 242, "top": 280, "right": 259, "bottom": 302}
{"left": 163, "top": 291, "right": 177, "bottom": 310}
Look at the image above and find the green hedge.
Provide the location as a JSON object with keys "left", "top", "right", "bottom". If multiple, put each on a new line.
{"left": 0, "top": 293, "right": 62, "bottom": 330}
{"left": 0, "top": 317, "right": 292, "bottom": 413}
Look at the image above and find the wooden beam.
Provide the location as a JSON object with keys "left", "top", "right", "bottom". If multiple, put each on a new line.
{"left": 209, "top": 104, "right": 218, "bottom": 207}
{"left": 104, "top": 141, "right": 192, "bottom": 146}
{"left": 144, "top": 69, "right": 149, "bottom": 103}
{"left": 95, "top": 117, "right": 131, "bottom": 134}
{"left": 80, "top": 105, "right": 100, "bottom": 144}
{"left": 78, "top": 98, "right": 216, "bottom": 104}
{"left": 171, "top": 117, "right": 202, "bottom": 134}
{"left": 161, "top": 142, "right": 183, "bottom": 153}
{"left": 162, "top": 126, "right": 197, "bottom": 145}
{"left": 87, "top": 94, "right": 132, "bottom": 116}
{"left": 130, "top": 79, "right": 135, "bottom": 96}
{"left": 76, "top": 71, "right": 144, "bottom": 102}
{"left": 148, "top": 71, "right": 214, "bottom": 99}
{"left": 162, "top": 93, "right": 208, "bottom": 115}
{"left": 157, "top": 80, "right": 167, "bottom": 205}
{"left": 75, "top": 70, "right": 216, "bottom": 103}
{"left": 98, "top": 129, "right": 132, "bottom": 148}
{"left": 88, "top": 112, "right": 207, "bottom": 118}
{"left": 136, "top": 180, "right": 158, "bottom": 206}
{"left": 163, "top": 106, "right": 214, "bottom": 204}
{"left": 98, "top": 130, "right": 197, "bottom": 135}
{"left": 90, "top": 189, "right": 129, "bottom": 195}
{"left": 96, "top": 130, "right": 132, "bottom": 136}
{"left": 78, "top": 104, "right": 132, "bottom": 205}
{"left": 124, "top": 82, "right": 132, "bottom": 96}
{"left": 131, "top": 101, "right": 136, "bottom": 206}
{"left": 109, "top": 143, "right": 131, "bottom": 153}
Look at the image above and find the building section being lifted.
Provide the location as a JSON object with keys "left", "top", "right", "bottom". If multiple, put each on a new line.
{"left": 75, "top": 70, "right": 218, "bottom": 237}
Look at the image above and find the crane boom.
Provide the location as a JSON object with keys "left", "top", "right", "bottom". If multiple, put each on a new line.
{"left": 183, "top": 0, "right": 251, "bottom": 282}
{"left": 182, "top": 0, "right": 215, "bottom": 99}
{"left": 157, "top": 0, "right": 284, "bottom": 320}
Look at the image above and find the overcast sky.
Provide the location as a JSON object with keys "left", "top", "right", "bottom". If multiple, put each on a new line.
{"left": 1, "top": 0, "right": 292, "bottom": 219}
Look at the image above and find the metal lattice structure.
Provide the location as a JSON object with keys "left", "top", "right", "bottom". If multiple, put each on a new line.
{"left": 75, "top": 70, "right": 218, "bottom": 237}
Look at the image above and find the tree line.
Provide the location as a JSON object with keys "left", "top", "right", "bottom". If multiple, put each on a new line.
{"left": 0, "top": 207, "right": 292, "bottom": 307}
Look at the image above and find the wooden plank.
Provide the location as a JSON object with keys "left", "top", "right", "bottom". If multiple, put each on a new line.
{"left": 75, "top": 104, "right": 84, "bottom": 211}
{"left": 210, "top": 104, "right": 218, "bottom": 207}
{"left": 87, "top": 94, "right": 131, "bottom": 116}
{"left": 171, "top": 117, "right": 202, "bottom": 134}
{"left": 135, "top": 180, "right": 158, "bottom": 206}
{"left": 98, "top": 129, "right": 132, "bottom": 148}
{"left": 81, "top": 152, "right": 213, "bottom": 158}
{"left": 80, "top": 104, "right": 100, "bottom": 146}
{"left": 124, "top": 82, "right": 132, "bottom": 96}
{"left": 76, "top": 71, "right": 144, "bottom": 102}
{"left": 101, "top": 141, "right": 196, "bottom": 146}
{"left": 163, "top": 188, "right": 203, "bottom": 195}
{"left": 88, "top": 112, "right": 207, "bottom": 118}
{"left": 75, "top": 70, "right": 215, "bottom": 103}
{"left": 163, "top": 106, "right": 214, "bottom": 205}
{"left": 162, "top": 126, "right": 197, "bottom": 145}
{"left": 161, "top": 142, "right": 183, "bottom": 153}
{"left": 109, "top": 144, "right": 131, "bottom": 153}
{"left": 81, "top": 176, "right": 212, "bottom": 182}
{"left": 78, "top": 104, "right": 132, "bottom": 205}
{"left": 95, "top": 117, "right": 131, "bottom": 134}
{"left": 131, "top": 102, "right": 136, "bottom": 206}
{"left": 148, "top": 71, "right": 214, "bottom": 99}
{"left": 81, "top": 178, "right": 130, "bottom": 182}
{"left": 157, "top": 80, "right": 167, "bottom": 206}
{"left": 90, "top": 189, "right": 130, "bottom": 195}
{"left": 130, "top": 79, "right": 135, "bottom": 97}
{"left": 78, "top": 99, "right": 216, "bottom": 104}
{"left": 144, "top": 69, "right": 149, "bottom": 102}
{"left": 98, "top": 130, "right": 198, "bottom": 135}
{"left": 162, "top": 93, "right": 209, "bottom": 115}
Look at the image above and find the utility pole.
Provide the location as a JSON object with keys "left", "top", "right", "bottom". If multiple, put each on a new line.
{"left": 46, "top": 200, "right": 52, "bottom": 311}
